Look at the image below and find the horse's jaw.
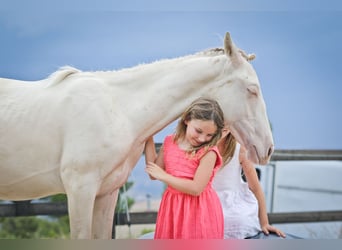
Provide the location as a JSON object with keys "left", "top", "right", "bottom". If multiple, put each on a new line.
{"left": 229, "top": 118, "right": 274, "bottom": 165}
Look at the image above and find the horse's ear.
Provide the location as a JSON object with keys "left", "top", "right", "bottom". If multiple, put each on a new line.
{"left": 224, "top": 32, "right": 234, "bottom": 56}
{"left": 224, "top": 32, "right": 241, "bottom": 65}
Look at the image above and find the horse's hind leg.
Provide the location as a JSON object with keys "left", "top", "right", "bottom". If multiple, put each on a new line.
{"left": 92, "top": 189, "right": 119, "bottom": 239}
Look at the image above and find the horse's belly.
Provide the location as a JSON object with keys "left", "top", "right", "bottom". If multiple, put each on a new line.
{"left": 0, "top": 169, "right": 64, "bottom": 200}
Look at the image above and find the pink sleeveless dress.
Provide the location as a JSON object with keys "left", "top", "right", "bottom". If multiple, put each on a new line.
{"left": 154, "top": 135, "right": 224, "bottom": 239}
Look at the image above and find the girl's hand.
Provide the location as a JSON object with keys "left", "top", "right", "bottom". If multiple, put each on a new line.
{"left": 145, "top": 161, "right": 167, "bottom": 181}
{"left": 261, "top": 224, "right": 286, "bottom": 238}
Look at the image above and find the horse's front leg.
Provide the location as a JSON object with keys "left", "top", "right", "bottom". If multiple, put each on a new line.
{"left": 63, "top": 172, "right": 99, "bottom": 239}
{"left": 92, "top": 189, "right": 119, "bottom": 239}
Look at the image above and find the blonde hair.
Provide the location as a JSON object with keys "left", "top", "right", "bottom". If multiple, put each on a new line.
{"left": 219, "top": 133, "right": 237, "bottom": 165}
{"left": 174, "top": 97, "right": 224, "bottom": 154}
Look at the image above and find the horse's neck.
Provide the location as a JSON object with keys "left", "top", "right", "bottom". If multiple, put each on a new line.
{"left": 102, "top": 55, "right": 227, "bottom": 140}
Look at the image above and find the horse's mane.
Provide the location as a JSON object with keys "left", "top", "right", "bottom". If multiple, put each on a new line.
{"left": 196, "top": 47, "right": 255, "bottom": 61}
{"left": 44, "top": 47, "right": 255, "bottom": 88}
{"left": 195, "top": 48, "right": 225, "bottom": 57}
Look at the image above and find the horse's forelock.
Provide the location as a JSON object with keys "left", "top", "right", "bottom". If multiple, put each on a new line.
{"left": 238, "top": 49, "right": 256, "bottom": 62}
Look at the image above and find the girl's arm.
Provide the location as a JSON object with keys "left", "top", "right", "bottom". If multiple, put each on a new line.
{"left": 144, "top": 136, "right": 165, "bottom": 180}
{"left": 240, "top": 146, "right": 286, "bottom": 238}
{"left": 145, "top": 150, "right": 217, "bottom": 196}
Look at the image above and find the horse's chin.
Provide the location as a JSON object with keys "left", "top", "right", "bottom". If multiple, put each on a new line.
{"left": 247, "top": 145, "right": 271, "bottom": 165}
{"left": 246, "top": 146, "right": 260, "bottom": 165}
{"left": 229, "top": 122, "right": 272, "bottom": 165}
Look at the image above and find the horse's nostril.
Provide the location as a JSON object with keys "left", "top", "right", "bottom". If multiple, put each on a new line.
{"left": 267, "top": 146, "right": 274, "bottom": 157}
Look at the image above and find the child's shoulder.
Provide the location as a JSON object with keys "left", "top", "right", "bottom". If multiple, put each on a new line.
{"left": 162, "top": 134, "right": 178, "bottom": 152}
{"left": 163, "top": 134, "right": 175, "bottom": 146}
{"left": 198, "top": 145, "right": 222, "bottom": 166}
{"left": 164, "top": 134, "right": 175, "bottom": 142}
{"left": 199, "top": 145, "right": 219, "bottom": 153}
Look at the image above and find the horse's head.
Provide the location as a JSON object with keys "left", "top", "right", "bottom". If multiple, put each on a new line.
{"left": 214, "top": 32, "right": 274, "bottom": 165}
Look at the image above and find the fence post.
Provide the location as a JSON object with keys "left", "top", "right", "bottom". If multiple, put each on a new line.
{"left": 269, "top": 162, "right": 277, "bottom": 213}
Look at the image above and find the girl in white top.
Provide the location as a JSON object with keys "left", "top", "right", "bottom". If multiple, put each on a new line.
{"left": 212, "top": 129, "right": 286, "bottom": 239}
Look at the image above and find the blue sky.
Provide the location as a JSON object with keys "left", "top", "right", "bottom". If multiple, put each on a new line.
{"left": 1, "top": 1, "right": 342, "bottom": 151}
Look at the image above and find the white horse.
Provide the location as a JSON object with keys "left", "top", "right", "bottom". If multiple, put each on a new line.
{"left": 0, "top": 32, "right": 273, "bottom": 239}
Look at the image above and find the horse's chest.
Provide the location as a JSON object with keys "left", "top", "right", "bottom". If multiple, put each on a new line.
{"left": 98, "top": 145, "right": 145, "bottom": 195}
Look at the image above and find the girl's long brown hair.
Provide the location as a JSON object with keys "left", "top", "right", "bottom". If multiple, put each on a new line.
{"left": 219, "top": 133, "right": 237, "bottom": 165}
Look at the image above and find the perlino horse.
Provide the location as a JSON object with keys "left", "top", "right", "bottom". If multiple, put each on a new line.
{"left": 0, "top": 32, "right": 273, "bottom": 239}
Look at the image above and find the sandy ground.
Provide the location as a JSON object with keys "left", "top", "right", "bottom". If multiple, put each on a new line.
{"left": 114, "top": 199, "right": 160, "bottom": 239}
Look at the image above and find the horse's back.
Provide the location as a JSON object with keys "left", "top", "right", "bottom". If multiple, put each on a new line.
{"left": 0, "top": 68, "right": 136, "bottom": 201}
{"left": 0, "top": 69, "right": 112, "bottom": 200}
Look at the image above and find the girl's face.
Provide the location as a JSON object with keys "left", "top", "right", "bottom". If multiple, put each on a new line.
{"left": 184, "top": 119, "right": 217, "bottom": 147}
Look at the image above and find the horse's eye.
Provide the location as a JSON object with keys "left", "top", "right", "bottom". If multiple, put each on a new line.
{"left": 247, "top": 84, "right": 259, "bottom": 96}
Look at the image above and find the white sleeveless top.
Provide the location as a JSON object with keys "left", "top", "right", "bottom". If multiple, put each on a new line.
{"left": 212, "top": 143, "right": 261, "bottom": 239}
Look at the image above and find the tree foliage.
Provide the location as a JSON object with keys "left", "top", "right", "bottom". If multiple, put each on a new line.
{"left": 0, "top": 216, "right": 70, "bottom": 239}
{"left": 116, "top": 181, "right": 135, "bottom": 213}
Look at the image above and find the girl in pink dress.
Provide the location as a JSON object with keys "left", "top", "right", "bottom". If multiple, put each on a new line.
{"left": 144, "top": 97, "right": 225, "bottom": 239}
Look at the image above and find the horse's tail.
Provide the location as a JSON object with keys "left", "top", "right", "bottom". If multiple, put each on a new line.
{"left": 45, "top": 66, "right": 81, "bottom": 87}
